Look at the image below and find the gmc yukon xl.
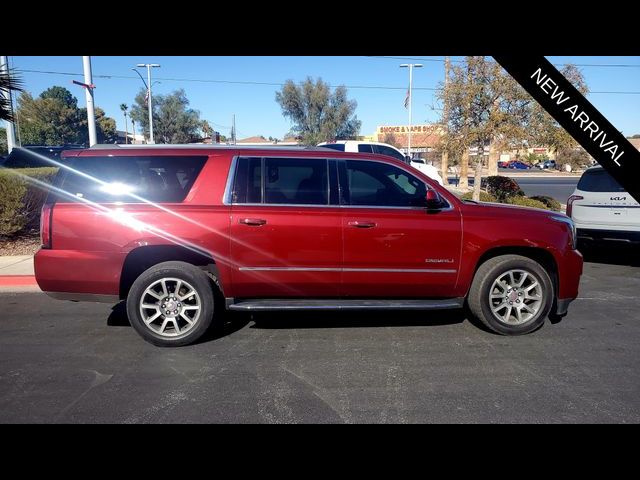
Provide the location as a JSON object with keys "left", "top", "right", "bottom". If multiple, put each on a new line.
{"left": 34, "top": 145, "right": 583, "bottom": 346}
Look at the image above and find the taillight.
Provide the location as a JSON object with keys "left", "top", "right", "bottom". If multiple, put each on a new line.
{"left": 40, "top": 203, "right": 53, "bottom": 249}
{"left": 566, "top": 195, "right": 583, "bottom": 218}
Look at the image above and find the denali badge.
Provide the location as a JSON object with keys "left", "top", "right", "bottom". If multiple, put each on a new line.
{"left": 425, "top": 258, "right": 455, "bottom": 264}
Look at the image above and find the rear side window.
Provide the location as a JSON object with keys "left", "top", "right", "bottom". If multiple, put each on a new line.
{"left": 577, "top": 169, "right": 626, "bottom": 193}
{"left": 58, "top": 155, "right": 206, "bottom": 203}
{"left": 321, "top": 143, "right": 345, "bottom": 152}
{"left": 357, "top": 144, "right": 374, "bottom": 153}
{"left": 375, "top": 145, "right": 406, "bottom": 162}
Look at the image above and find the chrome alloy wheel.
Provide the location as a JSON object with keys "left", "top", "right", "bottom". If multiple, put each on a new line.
{"left": 139, "top": 277, "right": 201, "bottom": 337}
{"left": 488, "top": 269, "right": 544, "bottom": 326}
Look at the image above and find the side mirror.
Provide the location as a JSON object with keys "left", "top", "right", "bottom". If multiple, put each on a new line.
{"left": 425, "top": 189, "right": 444, "bottom": 210}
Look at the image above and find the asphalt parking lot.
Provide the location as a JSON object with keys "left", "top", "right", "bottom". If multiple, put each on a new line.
{"left": 1, "top": 248, "right": 639, "bottom": 423}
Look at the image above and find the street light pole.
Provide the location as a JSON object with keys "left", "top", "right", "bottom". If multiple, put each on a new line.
{"left": 82, "top": 56, "right": 97, "bottom": 147}
{"left": 400, "top": 63, "right": 423, "bottom": 160}
{"left": 134, "top": 63, "right": 160, "bottom": 144}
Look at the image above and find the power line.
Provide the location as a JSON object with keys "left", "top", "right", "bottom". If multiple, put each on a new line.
{"left": 365, "top": 56, "right": 640, "bottom": 69}
{"left": 15, "top": 69, "right": 438, "bottom": 91}
{"left": 14, "top": 67, "right": 640, "bottom": 95}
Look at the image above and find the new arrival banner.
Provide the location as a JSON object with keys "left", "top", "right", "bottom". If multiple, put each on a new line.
{"left": 494, "top": 55, "right": 640, "bottom": 203}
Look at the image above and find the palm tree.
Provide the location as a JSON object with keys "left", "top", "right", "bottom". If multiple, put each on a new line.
{"left": 131, "top": 119, "right": 136, "bottom": 144}
{"left": 0, "top": 69, "right": 23, "bottom": 122}
{"left": 120, "top": 103, "right": 129, "bottom": 144}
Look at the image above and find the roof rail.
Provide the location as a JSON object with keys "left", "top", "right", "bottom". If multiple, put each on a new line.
{"left": 88, "top": 143, "right": 325, "bottom": 151}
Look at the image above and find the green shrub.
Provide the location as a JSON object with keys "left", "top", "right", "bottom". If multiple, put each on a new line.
{"left": 0, "top": 167, "right": 59, "bottom": 237}
{"left": 504, "top": 196, "right": 550, "bottom": 210}
{"left": 461, "top": 191, "right": 498, "bottom": 202}
{"left": 483, "top": 175, "right": 524, "bottom": 201}
{"left": 529, "top": 195, "right": 562, "bottom": 212}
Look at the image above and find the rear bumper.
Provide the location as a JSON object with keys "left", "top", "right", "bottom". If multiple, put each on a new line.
{"left": 34, "top": 248, "right": 124, "bottom": 297}
{"left": 577, "top": 228, "right": 640, "bottom": 244}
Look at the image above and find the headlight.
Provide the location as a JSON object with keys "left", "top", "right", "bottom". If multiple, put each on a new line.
{"left": 551, "top": 216, "right": 577, "bottom": 250}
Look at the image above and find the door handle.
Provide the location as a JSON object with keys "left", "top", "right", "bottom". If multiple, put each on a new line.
{"left": 348, "top": 221, "right": 377, "bottom": 228}
{"left": 239, "top": 218, "right": 267, "bottom": 226}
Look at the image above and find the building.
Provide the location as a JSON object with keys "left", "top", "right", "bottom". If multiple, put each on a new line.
{"left": 116, "top": 130, "right": 145, "bottom": 145}
{"left": 375, "top": 124, "right": 443, "bottom": 154}
{"left": 235, "top": 135, "right": 300, "bottom": 146}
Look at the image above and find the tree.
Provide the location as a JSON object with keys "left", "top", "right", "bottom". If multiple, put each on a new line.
{"left": 120, "top": 103, "right": 129, "bottom": 144}
{"left": 528, "top": 64, "right": 589, "bottom": 163}
{"left": 275, "top": 77, "right": 361, "bottom": 146}
{"left": 16, "top": 86, "right": 117, "bottom": 146}
{"left": 438, "top": 57, "right": 531, "bottom": 200}
{"left": 0, "top": 69, "right": 23, "bottom": 122}
{"left": 130, "top": 88, "right": 202, "bottom": 144}
{"left": 382, "top": 132, "right": 401, "bottom": 148}
{"left": 0, "top": 126, "right": 7, "bottom": 155}
{"left": 95, "top": 107, "right": 117, "bottom": 144}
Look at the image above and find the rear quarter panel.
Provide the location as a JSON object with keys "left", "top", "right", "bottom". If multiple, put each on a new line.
{"left": 35, "top": 151, "right": 233, "bottom": 296}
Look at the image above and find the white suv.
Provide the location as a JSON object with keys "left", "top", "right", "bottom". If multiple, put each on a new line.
{"left": 318, "top": 140, "right": 444, "bottom": 185}
{"left": 567, "top": 166, "right": 640, "bottom": 246}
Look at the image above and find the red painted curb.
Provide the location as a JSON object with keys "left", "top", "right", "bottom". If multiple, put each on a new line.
{"left": 0, "top": 275, "right": 38, "bottom": 286}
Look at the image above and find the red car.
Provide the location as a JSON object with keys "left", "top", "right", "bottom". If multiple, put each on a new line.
{"left": 35, "top": 145, "right": 583, "bottom": 346}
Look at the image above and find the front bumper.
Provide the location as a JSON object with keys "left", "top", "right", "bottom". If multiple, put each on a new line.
{"left": 577, "top": 228, "right": 640, "bottom": 245}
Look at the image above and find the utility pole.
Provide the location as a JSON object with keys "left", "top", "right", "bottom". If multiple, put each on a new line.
{"left": 400, "top": 63, "right": 423, "bottom": 159}
{"left": 134, "top": 63, "right": 160, "bottom": 144}
{"left": 0, "top": 56, "right": 18, "bottom": 153}
{"left": 440, "top": 57, "right": 450, "bottom": 185}
{"left": 82, "top": 56, "right": 97, "bottom": 146}
{"left": 232, "top": 114, "right": 236, "bottom": 144}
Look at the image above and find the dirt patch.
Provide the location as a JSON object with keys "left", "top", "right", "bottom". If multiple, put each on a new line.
{"left": 0, "top": 232, "right": 40, "bottom": 256}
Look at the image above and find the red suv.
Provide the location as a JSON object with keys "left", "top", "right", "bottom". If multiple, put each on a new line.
{"left": 35, "top": 145, "right": 583, "bottom": 346}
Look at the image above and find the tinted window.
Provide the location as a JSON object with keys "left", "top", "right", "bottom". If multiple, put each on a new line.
{"left": 264, "top": 158, "right": 328, "bottom": 205}
{"left": 357, "top": 144, "right": 374, "bottom": 153}
{"left": 58, "top": 156, "right": 206, "bottom": 203}
{"left": 375, "top": 145, "right": 406, "bottom": 162}
{"left": 344, "top": 160, "right": 427, "bottom": 207}
{"left": 321, "top": 143, "right": 345, "bottom": 152}
{"left": 577, "top": 168, "right": 626, "bottom": 193}
{"left": 232, "top": 157, "right": 262, "bottom": 203}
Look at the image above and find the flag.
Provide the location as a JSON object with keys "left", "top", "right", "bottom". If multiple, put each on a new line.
{"left": 404, "top": 87, "right": 410, "bottom": 109}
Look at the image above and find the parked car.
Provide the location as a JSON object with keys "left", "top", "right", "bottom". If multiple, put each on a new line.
{"left": 507, "top": 161, "right": 532, "bottom": 170}
{"left": 35, "top": 144, "right": 583, "bottom": 346}
{"left": 318, "top": 140, "right": 444, "bottom": 186}
{"left": 408, "top": 158, "right": 444, "bottom": 186}
{"left": 535, "top": 160, "right": 557, "bottom": 170}
{"left": 498, "top": 160, "right": 511, "bottom": 168}
{"left": 3, "top": 145, "right": 86, "bottom": 168}
{"left": 567, "top": 165, "right": 640, "bottom": 247}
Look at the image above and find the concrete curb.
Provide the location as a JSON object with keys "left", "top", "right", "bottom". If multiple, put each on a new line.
{"left": 0, "top": 256, "right": 38, "bottom": 293}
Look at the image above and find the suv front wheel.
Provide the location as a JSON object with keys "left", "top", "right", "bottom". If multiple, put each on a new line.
{"left": 468, "top": 254, "right": 554, "bottom": 335}
{"left": 126, "top": 261, "right": 216, "bottom": 346}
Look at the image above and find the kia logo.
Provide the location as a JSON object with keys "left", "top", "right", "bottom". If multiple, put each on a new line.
{"left": 610, "top": 196, "right": 626, "bottom": 201}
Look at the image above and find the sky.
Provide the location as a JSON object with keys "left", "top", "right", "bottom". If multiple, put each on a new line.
{"left": 7, "top": 56, "right": 640, "bottom": 140}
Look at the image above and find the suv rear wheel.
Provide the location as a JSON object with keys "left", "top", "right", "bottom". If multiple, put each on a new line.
{"left": 126, "top": 261, "right": 216, "bottom": 346}
{"left": 468, "top": 254, "right": 553, "bottom": 335}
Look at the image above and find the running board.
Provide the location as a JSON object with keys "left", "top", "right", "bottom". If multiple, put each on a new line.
{"left": 227, "top": 298, "right": 464, "bottom": 311}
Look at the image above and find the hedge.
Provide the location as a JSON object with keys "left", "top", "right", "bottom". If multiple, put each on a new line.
{"left": 529, "top": 195, "right": 562, "bottom": 212}
{"left": 461, "top": 191, "right": 498, "bottom": 203}
{"left": 483, "top": 176, "right": 524, "bottom": 201}
{"left": 0, "top": 167, "right": 59, "bottom": 237}
{"left": 504, "top": 195, "right": 550, "bottom": 210}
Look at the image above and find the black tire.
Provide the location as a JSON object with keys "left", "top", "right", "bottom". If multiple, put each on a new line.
{"left": 468, "top": 254, "right": 554, "bottom": 335}
{"left": 126, "top": 261, "right": 217, "bottom": 347}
